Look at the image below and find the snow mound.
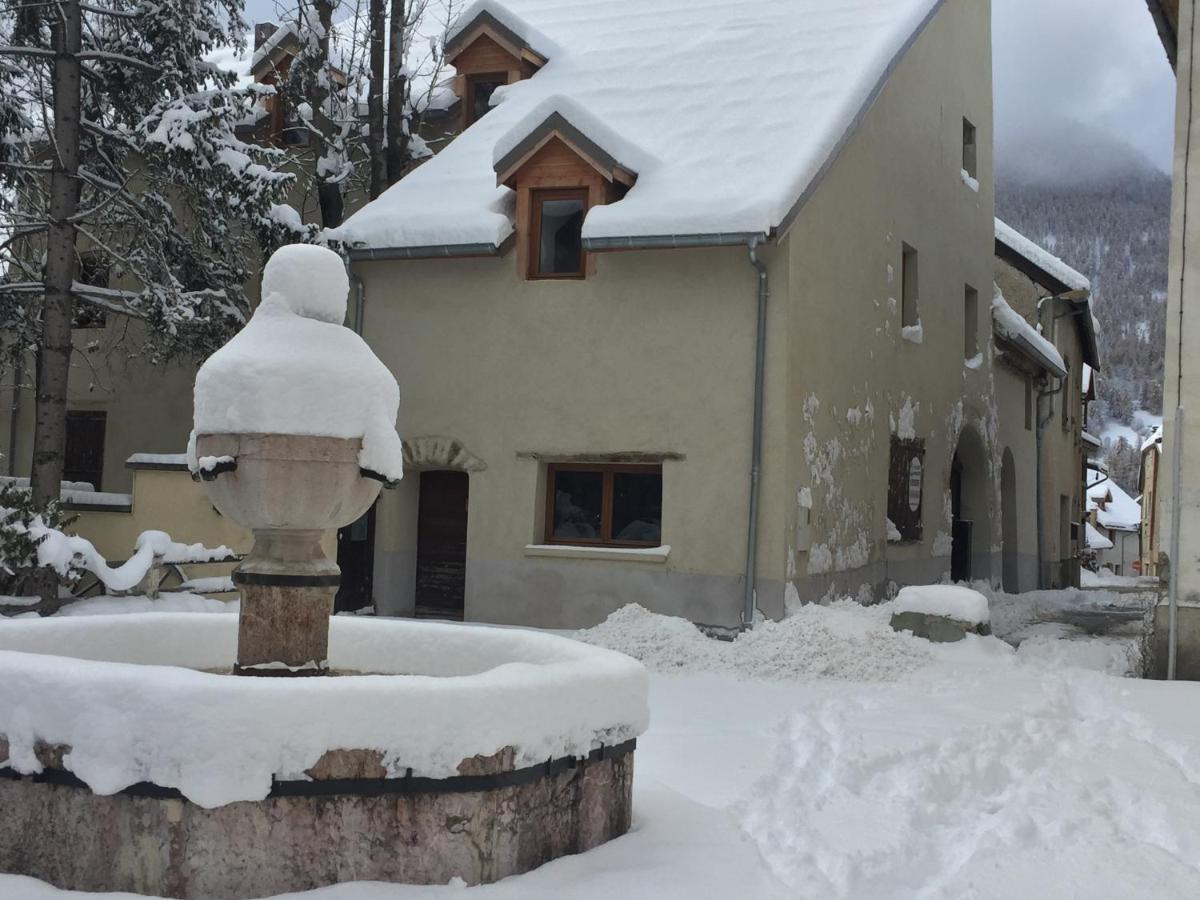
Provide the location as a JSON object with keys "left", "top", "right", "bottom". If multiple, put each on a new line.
{"left": 577, "top": 602, "right": 933, "bottom": 682}
{"left": 190, "top": 245, "right": 404, "bottom": 481}
{"left": 259, "top": 243, "right": 348, "bottom": 324}
{"left": 894, "top": 584, "right": 989, "bottom": 625}
{"left": 739, "top": 677, "right": 1198, "bottom": 898}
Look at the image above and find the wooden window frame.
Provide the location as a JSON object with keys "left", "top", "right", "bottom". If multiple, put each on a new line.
{"left": 529, "top": 187, "right": 588, "bottom": 280}
{"left": 465, "top": 72, "right": 507, "bottom": 127}
{"left": 544, "top": 462, "right": 662, "bottom": 547}
{"left": 887, "top": 436, "right": 925, "bottom": 543}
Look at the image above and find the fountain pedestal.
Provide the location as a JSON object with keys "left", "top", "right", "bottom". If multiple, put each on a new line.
{"left": 195, "top": 433, "right": 381, "bottom": 676}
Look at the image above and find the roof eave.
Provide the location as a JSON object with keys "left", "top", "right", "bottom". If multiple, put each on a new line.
{"left": 994, "top": 332, "right": 1068, "bottom": 379}
{"left": 1146, "top": 0, "right": 1179, "bottom": 69}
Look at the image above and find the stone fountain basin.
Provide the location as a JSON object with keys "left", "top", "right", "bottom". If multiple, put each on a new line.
{"left": 0, "top": 614, "right": 647, "bottom": 804}
{"left": 0, "top": 615, "right": 648, "bottom": 897}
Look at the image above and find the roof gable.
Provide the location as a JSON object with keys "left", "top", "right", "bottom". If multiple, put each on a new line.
{"left": 495, "top": 111, "right": 637, "bottom": 188}
{"left": 446, "top": 8, "right": 548, "bottom": 70}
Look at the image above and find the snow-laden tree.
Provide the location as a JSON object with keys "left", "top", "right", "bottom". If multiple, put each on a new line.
{"left": 0, "top": 0, "right": 308, "bottom": 600}
{"left": 261, "top": 0, "right": 459, "bottom": 220}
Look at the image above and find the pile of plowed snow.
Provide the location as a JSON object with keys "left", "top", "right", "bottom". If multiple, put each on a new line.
{"left": 577, "top": 602, "right": 934, "bottom": 682}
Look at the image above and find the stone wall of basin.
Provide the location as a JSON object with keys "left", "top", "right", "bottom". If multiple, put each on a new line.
{"left": 0, "top": 741, "right": 634, "bottom": 899}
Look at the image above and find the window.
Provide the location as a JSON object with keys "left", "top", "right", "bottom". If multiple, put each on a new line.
{"left": 64, "top": 410, "right": 106, "bottom": 491}
{"left": 901, "top": 243, "right": 919, "bottom": 328}
{"left": 531, "top": 188, "right": 586, "bottom": 279}
{"left": 545, "top": 463, "right": 662, "bottom": 546}
{"left": 962, "top": 118, "right": 977, "bottom": 180}
{"left": 466, "top": 73, "right": 506, "bottom": 125}
{"left": 964, "top": 284, "right": 979, "bottom": 359}
{"left": 888, "top": 436, "right": 925, "bottom": 542}
{"left": 1024, "top": 378, "right": 1033, "bottom": 431}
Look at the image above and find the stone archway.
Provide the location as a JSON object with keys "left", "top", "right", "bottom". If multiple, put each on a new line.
{"left": 1001, "top": 448, "right": 1019, "bottom": 592}
{"left": 402, "top": 436, "right": 488, "bottom": 473}
{"left": 950, "top": 425, "right": 992, "bottom": 584}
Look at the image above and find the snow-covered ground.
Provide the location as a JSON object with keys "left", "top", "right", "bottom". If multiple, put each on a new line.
{"left": 5, "top": 592, "right": 1198, "bottom": 899}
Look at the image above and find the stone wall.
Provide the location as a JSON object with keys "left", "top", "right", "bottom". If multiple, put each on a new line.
{"left": 0, "top": 744, "right": 633, "bottom": 898}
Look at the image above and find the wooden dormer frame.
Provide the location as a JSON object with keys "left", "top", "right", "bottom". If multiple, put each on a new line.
{"left": 445, "top": 11, "right": 548, "bottom": 71}
{"left": 493, "top": 113, "right": 638, "bottom": 280}
{"left": 446, "top": 11, "right": 547, "bottom": 129}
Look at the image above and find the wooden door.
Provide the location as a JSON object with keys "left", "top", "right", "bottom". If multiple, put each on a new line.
{"left": 414, "top": 471, "right": 469, "bottom": 620}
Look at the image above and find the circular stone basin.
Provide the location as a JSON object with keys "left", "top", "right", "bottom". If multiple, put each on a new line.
{"left": 0, "top": 615, "right": 648, "bottom": 899}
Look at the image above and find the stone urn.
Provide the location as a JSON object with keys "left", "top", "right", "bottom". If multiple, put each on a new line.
{"left": 196, "top": 433, "right": 382, "bottom": 674}
{"left": 190, "top": 244, "right": 404, "bottom": 676}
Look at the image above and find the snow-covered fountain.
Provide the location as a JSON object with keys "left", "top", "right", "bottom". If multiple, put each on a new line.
{"left": 0, "top": 246, "right": 647, "bottom": 898}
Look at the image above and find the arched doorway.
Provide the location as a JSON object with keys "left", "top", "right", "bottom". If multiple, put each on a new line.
{"left": 950, "top": 426, "right": 992, "bottom": 584}
{"left": 1001, "top": 448, "right": 1019, "bottom": 592}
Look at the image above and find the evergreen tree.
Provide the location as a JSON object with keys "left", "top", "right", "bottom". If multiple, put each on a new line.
{"left": 0, "top": 0, "right": 306, "bottom": 600}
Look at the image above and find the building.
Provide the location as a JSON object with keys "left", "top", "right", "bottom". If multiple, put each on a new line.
{"left": 1145, "top": 0, "right": 1200, "bottom": 677}
{"left": 1085, "top": 465, "right": 1142, "bottom": 574}
{"left": 322, "top": 0, "right": 1095, "bottom": 629}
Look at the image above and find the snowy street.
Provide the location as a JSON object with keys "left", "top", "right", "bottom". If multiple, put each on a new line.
{"left": 5, "top": 593, "right": 1200, "bottom": 899}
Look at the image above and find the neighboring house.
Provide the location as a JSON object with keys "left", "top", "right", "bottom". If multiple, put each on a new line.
{"left": 1086, "top": 465, "right": 1142, "bottom": 575}
{"left": 993, "top": 220, "right": 1099, "bottom": 590}
{"left": 1146, "top": 0, "right": 1200, "bottom": 677}
{"left": 1141, "top": 424, "right": 1164, "bottom": 577}
{"left": 328, "top": 0, "right": 1094, "bottom": 630}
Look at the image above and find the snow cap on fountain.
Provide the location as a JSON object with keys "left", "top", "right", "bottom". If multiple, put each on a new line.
{"left": 260, "top": 244, "right": 348, "bottom": 324}
{"left": 189, "top": 245, "right": 404, "bottom": 482}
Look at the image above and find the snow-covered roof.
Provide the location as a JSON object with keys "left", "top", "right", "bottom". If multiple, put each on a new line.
{"left": 1142, "top": 425, "right": 1164, "bottom": 454}
{"left": 331, "top": 0, "right": 946, "bottom": 251}
{"left": 1086, "top": 468, "right": 1141, "bottom": 532}
{"left": 991, "top": 284, "right": 1067, "bottom": 377}
{"left": 994, "top": 219, "right": 1091, "bottom": 295}
{"left": 1085, "top": 521, "right": 1114, "bottom": 551}
{"left": 1082, "top": 430, "right": 1102, "bottom": 449}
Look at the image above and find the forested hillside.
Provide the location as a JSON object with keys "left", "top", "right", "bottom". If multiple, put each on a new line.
{"left": 995, "top": 131, "right": 1171, "bottom": 492}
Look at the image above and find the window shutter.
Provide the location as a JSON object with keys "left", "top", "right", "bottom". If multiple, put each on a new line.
{"left": 888, "top": 436, "right": 925, "bottom": 542}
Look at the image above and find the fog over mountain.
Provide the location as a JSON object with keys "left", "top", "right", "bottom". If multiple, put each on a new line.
{"left": 996, "top": 126, "right": 1170, "bottom": 493}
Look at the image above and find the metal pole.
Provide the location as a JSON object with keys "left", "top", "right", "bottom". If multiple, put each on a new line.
{"left": 1168, "top": 407, "right": 1185, "bottom": 680}
{"left": 742, "top": 239, "right": 769, "bottom": 630}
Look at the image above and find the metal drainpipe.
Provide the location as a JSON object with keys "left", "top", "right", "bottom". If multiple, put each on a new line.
{"left": 742, "top": 238, "right": 769, "bottom": 630}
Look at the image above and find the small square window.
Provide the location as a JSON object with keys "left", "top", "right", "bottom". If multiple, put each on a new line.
{"left": 531, "top": 188, "right": 586, "bottom": 279}
{"left": 962, "top": 118, "right": 977, "bottom": 180}
{"left": 964, "top": 284, "right": 979, "bottom": 359}
{"left": 466, "top": 73, "right": 505, "bottom": 126}
{"left": 901, "top": 243, "right": 919, "bottom": 328}
{"left": 546, "top": 464, "right": 662, "bottom": 546}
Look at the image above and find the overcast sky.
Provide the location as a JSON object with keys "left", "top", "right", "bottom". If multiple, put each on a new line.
{"left": 993, "top": 0, "right": 1176, "bottom": 175}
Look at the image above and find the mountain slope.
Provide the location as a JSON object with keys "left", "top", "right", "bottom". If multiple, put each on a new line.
{"left": 995, "top": 136, "right": 1170, "bottom": 492}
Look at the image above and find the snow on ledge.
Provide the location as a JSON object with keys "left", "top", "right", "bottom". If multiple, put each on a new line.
{"left": 0, "top": 614, "right": 649, "bottom": 807}
{"left": 894, "top": 585, "right": 990, "bottom": 625}
{"left": 525, "top": 544, "right": 670, "bottom": 563}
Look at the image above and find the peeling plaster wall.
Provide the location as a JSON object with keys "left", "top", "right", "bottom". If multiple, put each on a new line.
{"left": 781, "top": 0, "right": 1004, "bottom": 604}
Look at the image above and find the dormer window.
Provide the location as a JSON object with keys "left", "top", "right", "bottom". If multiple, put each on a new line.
{"left": 445, "top": 8, "right": 548, "bottom": 131}
{"left": 466, "top": 73, "right": 506, "bottom": 125}
{"left": 531, "top": 189, "right": 586, "bottom": 278}
{"left": 494, "top": 111, "right": 638, "bottom": 282}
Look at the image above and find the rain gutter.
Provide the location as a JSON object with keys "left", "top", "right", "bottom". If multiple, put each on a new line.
{"left": 347, "top": 236, "right": 515, "bottom": 262}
